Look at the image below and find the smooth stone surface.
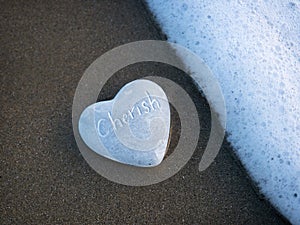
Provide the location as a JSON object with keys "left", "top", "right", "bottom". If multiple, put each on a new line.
{"left": 78, "top": 79, "right": 170, "bottom": 167}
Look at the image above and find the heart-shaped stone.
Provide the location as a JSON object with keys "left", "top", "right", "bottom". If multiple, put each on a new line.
{"left": 78, "top": 79, "right": 170, "bottom": 167}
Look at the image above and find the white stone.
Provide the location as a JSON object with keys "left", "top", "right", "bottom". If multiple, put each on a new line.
{"left": 78, "top": 79, "right": 170, "bottom": 167}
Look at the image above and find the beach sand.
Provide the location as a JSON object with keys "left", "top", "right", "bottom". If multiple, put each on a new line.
{"left": 0, "top": 0, "right": 289, "bottom": 224}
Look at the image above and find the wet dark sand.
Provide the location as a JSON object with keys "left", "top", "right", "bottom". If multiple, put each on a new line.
{"left": 0, "top": 0, "right": 289, "bottom": 224}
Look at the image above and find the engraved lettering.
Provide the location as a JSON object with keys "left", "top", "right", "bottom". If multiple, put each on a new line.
{"left": 105, "top": 91, "right": 161, "bottom": 132}
{"left": 122, "top": 113, "right": 128, "bottom": 124}
{"left": 108, "top": 112, "right": 123, "bottom": 130}
{"left": 146, "top": 91, "right": 160, "bottom": 110}
{"left": 136, "top": 106, "right": 142, "bottom": 116}
{"left": 128, "top": 106, "right": 135, "bottom": 119}
{"left": 141, "top": 101, "right": 150, "bottom": 113}
{"left": 97, "top": 119, "right": 109, "bottom": 137}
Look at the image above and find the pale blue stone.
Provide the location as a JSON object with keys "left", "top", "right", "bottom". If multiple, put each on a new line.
{"left": 78, "top": 79, "right": 170, "bottom": 167}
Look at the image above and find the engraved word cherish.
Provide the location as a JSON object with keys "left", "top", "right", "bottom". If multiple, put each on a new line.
{"left": 97, "top": 91, "right": 161, "bottom": 137}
